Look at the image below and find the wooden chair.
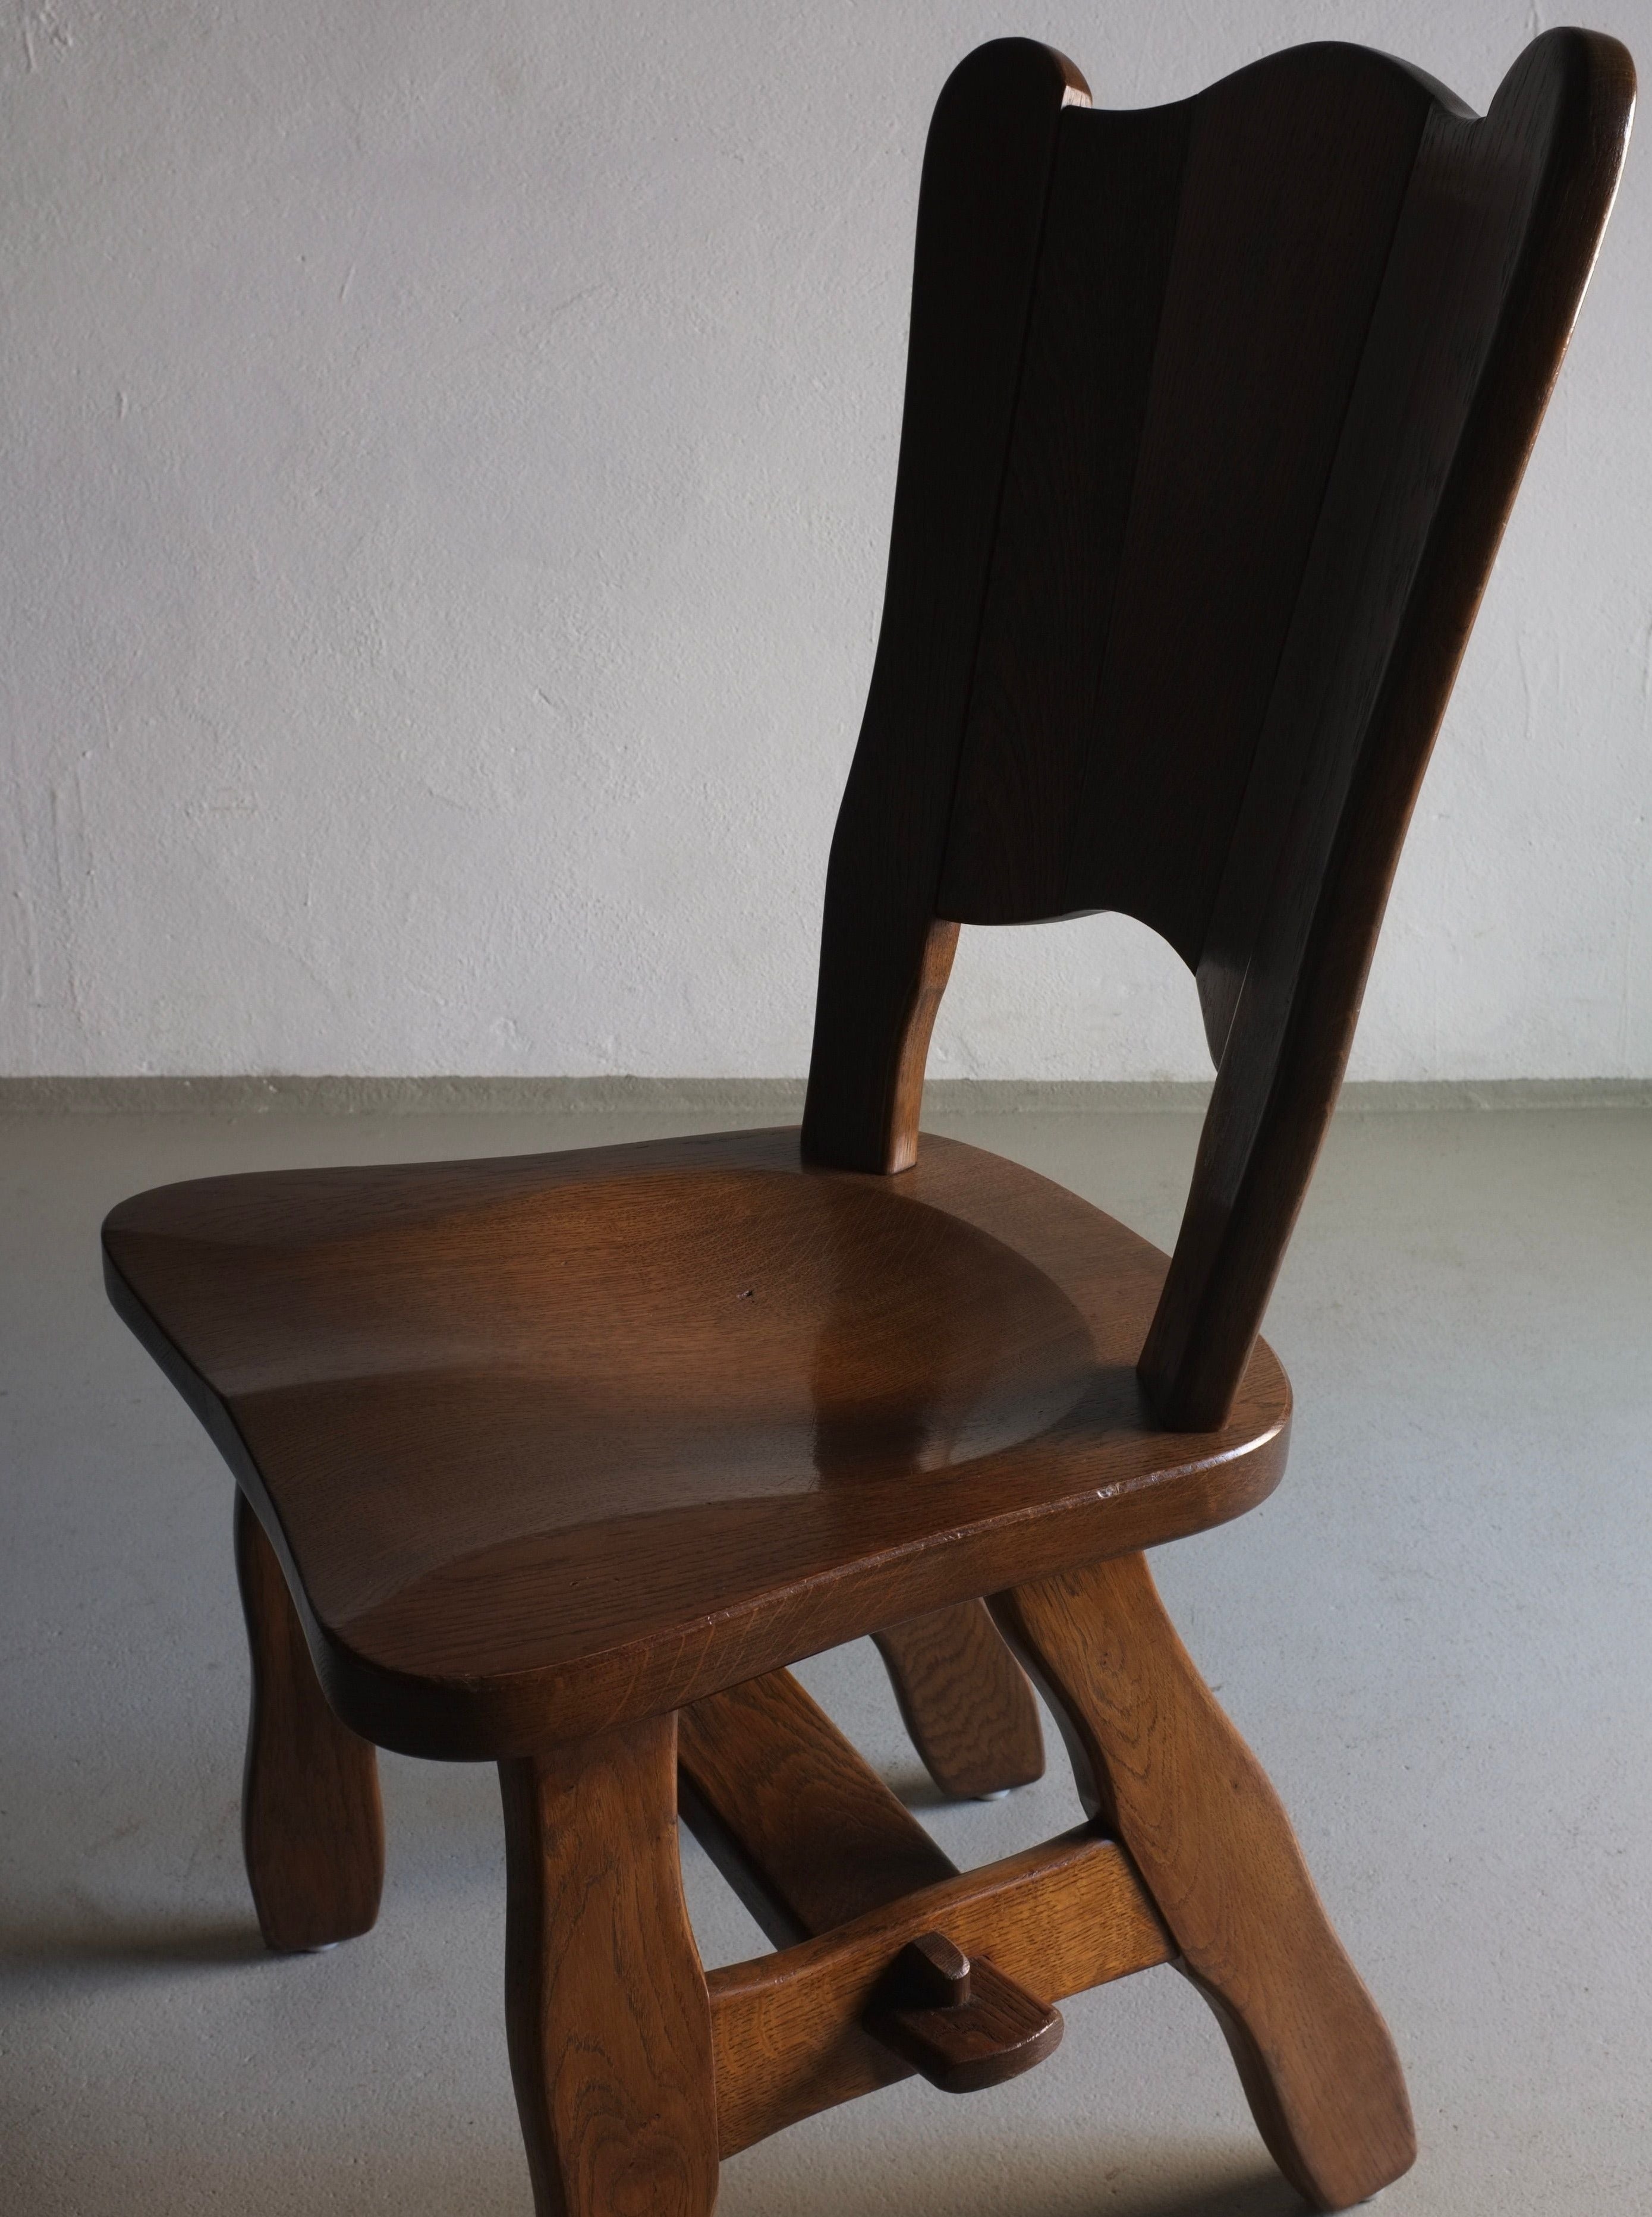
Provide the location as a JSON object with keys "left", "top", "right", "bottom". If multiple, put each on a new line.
{"left": 102, "top": 30, "right": 1631, "bottom": 2215}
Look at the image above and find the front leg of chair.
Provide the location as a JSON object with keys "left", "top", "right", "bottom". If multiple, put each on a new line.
{"left": 993, "top": 1554, "right": 1414, "bottom": 2212}
{"left": 499, "top": 1715, "right": 718, "bottom": 2217}
{"left": 234, "top": 1491, "right": 384, "bottom": 1951}
{"left": 873, "top": 1600, "right": 1044, "bottom": 1798}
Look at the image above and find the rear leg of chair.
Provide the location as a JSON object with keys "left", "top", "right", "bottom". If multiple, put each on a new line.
{"left": 499, "top": 1715, "right": 718, "bottom": 2217}
{"left": 234, "top": 1490, "right": 384, "bottom": 1952}
{"left": 994, "top": 1554, "right": 1414, "bottom": 2212}
{"left": 873, "top": 1600, "right": 1044, "bottom": 1798}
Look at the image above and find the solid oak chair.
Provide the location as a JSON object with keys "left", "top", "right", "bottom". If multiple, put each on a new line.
{"left": 103, "top": 30, "right": 1631, "bottom": 2215}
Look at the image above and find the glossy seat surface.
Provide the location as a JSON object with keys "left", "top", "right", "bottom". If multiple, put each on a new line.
{"left": 104, "top": 1127, "right": 1289, "bottom": 1757}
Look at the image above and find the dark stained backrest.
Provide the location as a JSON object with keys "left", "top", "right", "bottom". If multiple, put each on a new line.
{"left": 801, "top": 33, "right": 1633, "bottom": 1426}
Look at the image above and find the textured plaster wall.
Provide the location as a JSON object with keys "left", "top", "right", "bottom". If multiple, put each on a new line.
{"left": 2, "top": 1, "right": 1649, "bottom": 1081}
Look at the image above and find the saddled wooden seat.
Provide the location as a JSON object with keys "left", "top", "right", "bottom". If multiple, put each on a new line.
{"left": 104, "top": 1127, "right": 1288, "bottom": 1756}
{"left": 103, "top": 27, "right": 1631, "bottom": 2217}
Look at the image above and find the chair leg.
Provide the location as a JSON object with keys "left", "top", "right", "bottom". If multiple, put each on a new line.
{"left": 994, "top": 1554, "right": 1414, "bottom": 2212}
{"left": 499, "top": 1715, "right": 718, "bottom": 2217}
{"left": 234, "top": 1490, "right": 384, "bottom": 1952}
{"left": 873, "top": 1600, "right": 1044, "bottom": 1798}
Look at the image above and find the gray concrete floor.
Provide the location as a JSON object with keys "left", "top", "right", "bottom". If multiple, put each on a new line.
{"left": 3, "top": 1103, "right": 1650, "bottom": 2216}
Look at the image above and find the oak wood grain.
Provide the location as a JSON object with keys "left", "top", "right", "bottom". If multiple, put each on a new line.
{"left": 708, "top": 1824, "right": 1169, "bottom": 2156}
{"left": 499, "top": 1715, "right": 716, "bottom": 2217}
{"left": 679, "top": 1677, "right": 1063, "bottom": 2100}
{"left": 676, "top": 1666, "right": 955, "bottom": 1947}
{"left": 996, "top": 1554, "right": 1415, "bottom": 2211}
{"left": 104, "top": 1126, "right": 1290, "bottom": 1760}
{"left": 873, "top": 1599, "right": 1044, "bottom": 1798}
{"left": 234, "top": 1489, "right": 383, "bottom": 1952}
{"left": 865, "top": 1941, "right": 1063, "bottom": 2094}
{"left": 97, "top": 29, "right": 1634, "bottom": 2210}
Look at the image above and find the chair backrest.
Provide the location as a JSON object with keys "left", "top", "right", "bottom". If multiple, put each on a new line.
{"left": 800, "top": 32, "right": 1633, "bottom": 1427}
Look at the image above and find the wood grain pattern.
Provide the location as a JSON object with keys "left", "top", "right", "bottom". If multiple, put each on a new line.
{"left": 97, "top": 30, "right": 1634, "bottom": 2209}
{"left": 676, "top": 1666, "right": 955, "bottom": 1946}
{"left": 499, "top": 1715, "right": 716, "bottom": 2217}
{"left": 708, "top": 1824, "right": 1169, "bottom": 2156}
{"left": 103, "top": 1126, "right": 1290, "bottom": 1760}
{"left": 873, "top": 1599, "right": 1044, "bottom": 1798}
{"left": 234, "top": 1489, "right": 383, "bottom": 1952}
{"left": 996, "top": 1554, "right": 1415, "bottom": 2211}
{"left": 865, "top": 1941, "right": 1063, "bottom": 2094}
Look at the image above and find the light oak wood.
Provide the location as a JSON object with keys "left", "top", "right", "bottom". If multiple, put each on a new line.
{"left": 234, "top": 1490, "right": 383, "bottom": 1953}
{"left": 500, "top": 1716, "right": 716, "bottom": 2217}
{"left": 873, "top": 1599, "right": 1045, "bottom": 1798}
{"left": 996, "top": 1554, "right": 1415, "bottom": 2210}
{"left": 708, "top": 1825, "right": 1169, "bottom": 2156}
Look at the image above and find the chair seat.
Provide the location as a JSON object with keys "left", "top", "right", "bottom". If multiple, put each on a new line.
{"left": 103, "top": 1127, "right": 1289, "bottom": 1757}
